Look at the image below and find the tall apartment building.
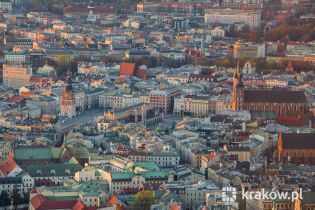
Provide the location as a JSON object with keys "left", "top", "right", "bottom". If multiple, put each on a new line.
{"left": 204, "top": 8, "right": 261, "bottom": 29}
{"left": 3, "top": 64, "right": 32, "bottom": 89}
{"left": 149, "top": 88, "right": 180, "bottom": 113}
{"left": 149, "top": 90, "right": 172, "bottom": 113}
{"left": 172, "top": 17, "right": 188, "bottom": 31}
{"left": 233, "top": 40, "right": 265, "bottom": 59}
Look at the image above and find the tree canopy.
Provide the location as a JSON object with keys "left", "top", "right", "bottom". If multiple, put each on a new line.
{"left": 134, "top": 190, "right": 155, "bottom": 210}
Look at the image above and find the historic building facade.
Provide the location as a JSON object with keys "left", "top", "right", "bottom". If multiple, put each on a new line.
{"left": 232, "top": 63, "right": 308, "bottom": 118}
{"left": 3, "top": 64, "right": 32, "bottom": 89}
{"left": 277, "top": 132, "right": 315, "bottom": 165}
{"left": 61, "top": 71, "right": 76, "bottom": 118}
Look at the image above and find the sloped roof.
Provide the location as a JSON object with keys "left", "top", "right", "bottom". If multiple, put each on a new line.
{"left": 14, "top": 147, "right": 52, "bottom": 161}
{"left": 107, "top": 196, "right": 119, "bottom": 205}
{"left": 119, "top": 63, "right": 135, "bottom": 78}
{"left": 68, "top": 147, "right": 89, "bottom": 159}
{"left": 133, "top": 161, "right": 161, "bottom": 172}
{"left": 281, "top": 133, "right": 315, "bottom": 149}
{"left": 114, "top": 77, "right": 127, "bottom": 84}
{"left": 30, "top": 194, "right": 80, "bottom": 210}
{"left": 301, "top": 192, "right": 315, "bottom": 205}
{"left": 111, "top": 172, "right": 134, "bottom": 180}
{"left": 0, "top": 157, "right": 18, "bottom": 176}
{"left": 135, "top": 69, "right": 147, "bottom": 79}
{"left": 21, "top": 162, "right": 82, "bottom": 177}
{"left": 51, "top": 147, "right": 64, "bottom": 160}
{"left": 244, "top": 89, "right": 306, "bottom": 103}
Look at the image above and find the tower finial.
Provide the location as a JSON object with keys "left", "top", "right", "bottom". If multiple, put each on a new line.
{"left": 237, "top": 59, "right": 240, "bottom": 74}
{"left": 64, "top": 68, "right": 72, "bottom": 92}
{"left": 233, "top": 59, "right": 243, "bottom": 87}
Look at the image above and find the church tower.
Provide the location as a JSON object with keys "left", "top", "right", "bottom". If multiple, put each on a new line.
{"left": 232, "top": 60, "right": 244, "bottom": 111}
{"left": 286, "top": 60, "right": 293, "bottom": 74}
{"left": 61, "top": 71, "right": 76, "bottom": 118}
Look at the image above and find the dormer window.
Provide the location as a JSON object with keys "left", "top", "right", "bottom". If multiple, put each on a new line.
{"left": 37, "top": 170, "right": 41, "bottom": 175}
{"left": 51, "top": 170, "right": 56, "bottom": 175}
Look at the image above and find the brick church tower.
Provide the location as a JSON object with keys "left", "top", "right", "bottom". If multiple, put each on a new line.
{"left": 232, "top": 60, "right": 244, "bottom": 111}
{"left": 61, "top": 71, "right": 76, "bottom": 118}
{"left": 286, "top": 60, "right": 294, "bottom": 74}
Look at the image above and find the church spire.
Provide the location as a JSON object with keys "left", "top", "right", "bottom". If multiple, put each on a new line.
{"left": 233, "top": 59, "right": 243, "bottom": 87}
{"left": 237, "top": 59, "right": 241, "bottom": 74}
{"left": 232, "top": 60, "right": 244, "bottom": 111}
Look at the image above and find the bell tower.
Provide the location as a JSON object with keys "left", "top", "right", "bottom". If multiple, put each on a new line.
{"left": 61, "top": 70, "right": 76, "bottom": 118}
{"left": 232, "top": 60, "right": 244, "bottom": 111}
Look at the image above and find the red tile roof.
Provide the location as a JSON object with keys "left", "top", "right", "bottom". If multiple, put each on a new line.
{"left": 117, "top": 146, "right": 124, "bottom": 152}
{"left": 107, "top": 196, "right": 119, "bottom": 205}
{"left": 120, "top": 63, "right": 135, "bottom": 78}
{"left": 30, "top": 189, "right": 37, "bottom": 193}
{"left": 114, "top": 77, "right": 127, "bottom": 84}
{"left": 34, "top": 179, "right": 57, "bottom": 187}
{"left": 21, "top": 92, "right": 34, "bottom": 98}
{"left": 30, "top": 76, "right": 42, "bottom": 83}
{"left": 135, "top": 69, "right": 147, "bottom": 79}
{"left": 172, "top": 205, "right": 179, "bottom": 210}
{"left": 207, "top": 153, "right": 216, "bottom": 159}
{"left": 72, "top": 200, "right": 85, "bottom": 210}
{"left": 0, "top": 157, "right": 18, "bottom": 176}
{"left": 30, "top": 194, "right": 81, "bottom": 210}
{"left": 3, "top": 134, "right": 15, "bottom": 141}
{"left": 8, "top": 96, "right": 25, "bottom": 103}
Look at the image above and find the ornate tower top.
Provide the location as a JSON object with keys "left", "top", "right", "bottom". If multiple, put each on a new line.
{"left": 286, "top": 60, "right": 293, "bottom": 73}
{"left": 233, "top": 60, "right": 243, "bottom": 88}
{"left": 64, "top": 70, "right": 72, "bottom": 92}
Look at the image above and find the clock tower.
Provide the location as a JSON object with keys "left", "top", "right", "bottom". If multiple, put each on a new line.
{"left": 61, "top": 71, "right": 76, "bottom": 118}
